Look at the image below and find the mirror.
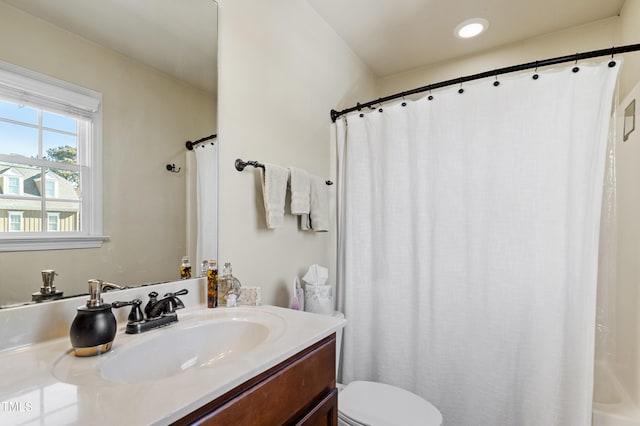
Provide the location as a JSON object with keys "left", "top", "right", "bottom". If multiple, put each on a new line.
{"left": 0, "top": 0, "right": 218, "bottom": 307}
{"left": 624, "top": 99, "right": 635, "bottom": 142}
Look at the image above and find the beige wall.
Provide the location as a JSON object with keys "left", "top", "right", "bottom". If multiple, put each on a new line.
{"left": 0, "top": 2, "right": 216, "bottom": 304}
{"left": 615, "top": 0, "right": 640, "bottom": 405}
{"left": 377, "top": 16, "right": 621, "bottom": 98}
{"left": 217, "top": 0, "right": 376, "bottom": 306}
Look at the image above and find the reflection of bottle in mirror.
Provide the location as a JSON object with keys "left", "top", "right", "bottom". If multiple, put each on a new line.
{"left": 180, "top": 256, "right": 191, "bottom": 280}
{"left": 207, "top": 260, "right": 218, "bottom": 308}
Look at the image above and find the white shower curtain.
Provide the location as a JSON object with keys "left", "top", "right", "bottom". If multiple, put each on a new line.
{"left": 195, "top": 142, "right": 218, "bottom": 268}
{"left": 336, "top": 61, "right": 620, "bottom": 426}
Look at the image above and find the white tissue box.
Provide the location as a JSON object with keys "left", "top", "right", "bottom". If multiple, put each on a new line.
{"left": 304, "top": 285, "right": 333, "bottom": 315}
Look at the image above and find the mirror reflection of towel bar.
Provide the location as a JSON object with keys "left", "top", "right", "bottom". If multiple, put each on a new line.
{"left": 234, "top": 158, "right": 333, "bottom": 185}
{"left": 185, "top": 134, "right": 217, "bottom": 150}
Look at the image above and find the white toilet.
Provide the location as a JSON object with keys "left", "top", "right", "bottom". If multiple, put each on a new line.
{"left": 333, "top": 312, "right": 443, "bottom": 426}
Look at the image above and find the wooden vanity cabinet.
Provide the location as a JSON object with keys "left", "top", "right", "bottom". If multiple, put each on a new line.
{"left": 174, "top": 333, "right": 338, "bottom": 426}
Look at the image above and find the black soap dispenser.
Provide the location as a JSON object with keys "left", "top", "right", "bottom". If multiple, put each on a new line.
{"left": 69, "top": 279, "right": 121, "bottom": 357}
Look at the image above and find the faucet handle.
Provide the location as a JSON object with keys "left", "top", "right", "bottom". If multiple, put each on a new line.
{"left": 164, "top": 289, "right": 189, "bottom": 310}
{"left": 167, "top": 289, "right": 188, "bottom": 297}
{"left": 112, "top": 299, "right": 144, "bottom": 323}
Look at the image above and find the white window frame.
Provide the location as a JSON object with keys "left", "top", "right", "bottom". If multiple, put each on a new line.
{"left": 8, "top": 211, "right": 23, "bottom": 232}
{"left": 0, "top": 60, "right": 107, "bottom": 251}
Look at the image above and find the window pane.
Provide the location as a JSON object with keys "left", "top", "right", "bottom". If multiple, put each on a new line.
{"left": 46, "top": 203, "right": 79, "bottom": 232}
{"left": 0, "top": 100, "right": 38, "bottom": 125}
{"left": 43, "top": 132, "right": 77, "bottom": 163}
{"left": 4, "top": 211, "right": 41, "bottom": 232}
{"left": 1, "top": 162, "right": 42, "bottom": 233}
{"left": 42, "top": 111, "right": 77, "bottom": 133}
{"left": 48, "top": 168, "right": 80, "bottom": 194}
{"left": 1, "top": 161, "right": 41, "bottom": 196}
{"left": 0, "top": 121, "right": 38, "bottom": 158}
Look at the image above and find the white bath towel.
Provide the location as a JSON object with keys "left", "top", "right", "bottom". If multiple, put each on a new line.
{"left": 301, "top": 175, "right": 329, "bottom": 232}
{"left": 288, "top": 167, "right": 310, "bottom": 215}
{"left": 260, "top": 163, "right": 289, "bottom": 229}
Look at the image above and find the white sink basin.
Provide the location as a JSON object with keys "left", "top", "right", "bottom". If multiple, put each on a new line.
{"left": 53, "top": 308, "right": 288, "bottom": 385}
{"left": 101, "top": 320, "right": 269, "bottom": 383}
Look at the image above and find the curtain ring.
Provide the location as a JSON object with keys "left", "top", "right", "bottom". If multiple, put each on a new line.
{"left": 401, "top": 95, "right": 407, "bottom": 107}
{"left": 493, "top": 71, "right": 500, "bottom": 87}
{"left": 573, "top": 53, "right": 580, "bottom": 73}
{"left": 609, "top": 46, "right": 617, "bottom": 68}
{"left": 428, "top": 88, "right": 434, "bottom": 101}
{"left": 532, "top": 61, "right": 539, "bottom": 80}
{"left": 458, "top": 81, "right": 464, "bottom": 94}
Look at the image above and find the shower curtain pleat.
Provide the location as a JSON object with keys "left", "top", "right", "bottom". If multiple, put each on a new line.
{"left": 195, "top": 143, "right": 218, "bottom": 269}
{"left": 337, "top": 61, "right": 620, "bottom": 426}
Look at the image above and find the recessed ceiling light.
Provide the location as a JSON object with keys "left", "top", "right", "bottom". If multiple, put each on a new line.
{"left": 455, "top": 18, "right": 489, "bottom": 39}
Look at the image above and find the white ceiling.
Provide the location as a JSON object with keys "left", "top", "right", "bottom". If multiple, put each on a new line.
{"left": 3, "top": 0, "right": 626, "bottom": 90}
{"left": 1, "top": 0, "right": 218, "bottom": 94}
{"left": 307, "top": 0, "right": 626, "bottom": 77}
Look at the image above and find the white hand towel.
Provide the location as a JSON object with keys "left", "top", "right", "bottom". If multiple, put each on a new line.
{"left": 260, "top": 163, "right": 289, "bottom": 229}
{"left": 288, "top": 167, "right": 310, "bottom": 215}
{"left": 301, "top": 175, "right": 329, "bottom": 232}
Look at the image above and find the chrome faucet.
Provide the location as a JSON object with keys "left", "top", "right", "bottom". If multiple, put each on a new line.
{"left": 113, "top": 289, "right": 188, "bottom": 334}
{"left": 31, "top": 269, "right": 64, "bottom": 302}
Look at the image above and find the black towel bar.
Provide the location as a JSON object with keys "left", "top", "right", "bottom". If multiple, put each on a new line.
{"left": 234, "top": 158, "right": 333, "bottom": 185}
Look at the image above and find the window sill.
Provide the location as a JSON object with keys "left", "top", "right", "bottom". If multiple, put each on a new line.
{"left": 0, "top": 234, "right": 110, "bottom": 252}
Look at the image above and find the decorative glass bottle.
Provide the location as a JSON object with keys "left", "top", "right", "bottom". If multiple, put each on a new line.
{"left": 207, "top": 260, "right": 218, "bottom": 308}
{"left": 219, "top": 262, "right": 242, "bottom": 307}
{"left": 180, "top": 256, "right": 191, "bottom": 280}
{"left": 200, "top": 260, "right": 209, "bottom": 278}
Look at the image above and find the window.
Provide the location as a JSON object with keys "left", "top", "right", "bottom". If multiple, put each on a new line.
{"left": 47, "top": 212, "right": 59, "bottom": 231}
{"left": 0, "top": 60, "right": 105, "bottom": 251}
{"left": 45, "top": 178, "right": 56, "bottom": 198}
{"left": 5, "top": 175, "right": 21, "bottom": 195}
{"left": 8, "top": 211, "right": 22, "bottom": 232}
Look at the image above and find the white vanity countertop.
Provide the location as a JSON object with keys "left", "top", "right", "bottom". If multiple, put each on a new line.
{"left": 0, "top": 305, "right": 346, "bottom": 426}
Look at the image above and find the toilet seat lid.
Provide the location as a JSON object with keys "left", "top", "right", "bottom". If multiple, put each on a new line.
{"left": 339, "top": 381, "right": 443, "bottom": 426}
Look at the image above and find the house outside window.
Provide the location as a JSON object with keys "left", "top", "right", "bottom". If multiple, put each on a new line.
{"left": 0, "top": 60, "right": 105, "bottom": 250}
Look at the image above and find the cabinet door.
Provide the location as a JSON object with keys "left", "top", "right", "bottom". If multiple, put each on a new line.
{"left": 177, "top": 334, "right": 336, "bottom": 426}
{"left": 293, "top": 388, "right": 338, "bottom": 426}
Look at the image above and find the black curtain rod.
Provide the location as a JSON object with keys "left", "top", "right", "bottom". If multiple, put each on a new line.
{"left": 330, "top": 43, "right": 640, "bottom": 122}
{"left": 186, "top": 134, "right": 217, "bottom": 150}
